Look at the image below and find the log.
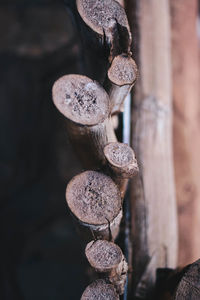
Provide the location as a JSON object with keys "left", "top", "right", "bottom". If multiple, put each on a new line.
{"left": 76, "top": 0, "right": 132, "bottom": 61}
{"left": 156, "top": 259, "right": 200, "bottom": 299}
{"left": 105, "top": 54, "right": 138, "bottom": 114}
{"left": 170, "top": 0, "right": 200, "bottom": 266}
{"left": 81, "top": 279, "right": 119, "bottom": 300}
{"left": 85, "top": 240, "right": 128, "bottom": 295}
{"left": 126, "top": 0, "right": 178, "bottom": 297}
{"left": 104, "top": 142, "right": 138, "bottom": 198}
{"left": 173, "top": 259, "right": 200, "bottom": 300}
{"left": 65, "top": 171, "right": 122, "bottom": 241}
{"left": 65, "top": 0, "right": 132, "bottom": 82}
{"left": 52, "top": 74, "right": 116, "bottom": 169}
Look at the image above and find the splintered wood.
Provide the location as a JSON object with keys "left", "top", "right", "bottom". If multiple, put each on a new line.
{"left": 53, "top": 0, "right": 139, "bottom": 298}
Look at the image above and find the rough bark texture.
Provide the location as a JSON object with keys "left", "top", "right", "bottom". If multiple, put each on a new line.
{"left": 126, "top": 0, "right": 178, "bottom": 298}
{"left": 170, "top": 0, "right": 200, "bottom": 266}
{"left": 66, "top": 0, "right": 131, "bottom": 82}
{"left": 105, "top": 54, "right": 138, "bottom": 114}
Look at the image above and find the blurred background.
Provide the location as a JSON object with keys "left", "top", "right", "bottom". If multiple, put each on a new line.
{"left": 1, "top": 0, "right": 200, "bottom": 299}
{"left": 0, "top": 0, "right": 90, "bottom": 299}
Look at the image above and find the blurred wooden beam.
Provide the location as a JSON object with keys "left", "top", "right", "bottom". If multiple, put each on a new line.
{"left": 126, "top": 0, "right": 178, "bottom": 298}
{"left": 170, "top": 0, "right": 200, "bottom": 266}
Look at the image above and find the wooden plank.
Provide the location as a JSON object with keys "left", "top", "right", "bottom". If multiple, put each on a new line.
{"left": 170, "top": 0, "right": 200, "bottom": 266}
{"left": 126, "top": 0, "right": 178, "bottom": 297}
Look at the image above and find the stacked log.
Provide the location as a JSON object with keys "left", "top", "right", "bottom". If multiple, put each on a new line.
{"left": 52, "top": 0, "right": 138, "bottom": 298}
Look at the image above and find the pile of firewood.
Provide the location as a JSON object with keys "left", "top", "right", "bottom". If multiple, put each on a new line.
{"left": 52, "top": 0, "right": 138, "bottom": 298}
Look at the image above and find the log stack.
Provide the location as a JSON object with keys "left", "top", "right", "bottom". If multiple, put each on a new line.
{"left": 52, "top": 0, "right": 138, "bottom": 298}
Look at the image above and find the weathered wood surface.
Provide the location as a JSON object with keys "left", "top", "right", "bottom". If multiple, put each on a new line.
{"left": 174, "top": 259, "right": 200, "bottom": 299}
{"left": 81, "top": 279, "right": 119, "bottom": 300}
{"left": 52, "top": 74, "right": 116, "bottom": 169}
{"left": 65, "top": 171, "right": 122, "bottom": 241}
{"left": 104, "top": 142, "right": 138, "bottom": 198}
{"left": 126, "top": 0, "right": 178, "bottom": 297}
{"left": 105, "top": 54, "right": 138, "bottom": 115}
{"left": 170, "top": 0, "right": 200, "bottom": 266}
{"left": 85, "top": 240, "right": 128, "bottom": 294}
{"left": 156, "top": 260, "right": 200, "bottom": 299}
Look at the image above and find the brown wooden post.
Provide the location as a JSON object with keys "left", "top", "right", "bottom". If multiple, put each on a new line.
{"left": 126, "top": 0, "right": 178, "bottom": 297}
{"left": 170, "top": 0, "right": 200, "bottom": 266}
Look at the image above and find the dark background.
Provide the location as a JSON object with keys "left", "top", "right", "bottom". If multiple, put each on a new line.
{"left": 0, "top": 1, "right": 90, "bottom": 299}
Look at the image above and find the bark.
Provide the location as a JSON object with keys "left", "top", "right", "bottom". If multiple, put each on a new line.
{"left": 104, "top": 142, "right": 138, "bottom": 198}
{"left": 170, "top": 0, "right": 200, "bottom": 266}
{"left": 66, "top": 0, "right": 132, "bottom": 82}
{"left": 156, "top": 260, "right": 200, "bottom": 299}
{"left": 126, "top": 0, "right": 178, "bottom": 298}
{"left": 52, "top": 74, "right": 116, "bottom": 169}
{"left": 105, "top": 54, "right": 138, "bottom": 115}
{"left": 173, "top": 259, "right": 200, "bottom": 299}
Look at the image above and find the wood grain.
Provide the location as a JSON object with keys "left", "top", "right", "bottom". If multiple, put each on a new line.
{"left": 85, "top": 240, "right": 128, "bottom": 294}
{"left": 65, "top": 171, "right": 122, "bottom": 241}
{"left": 170, "top": 0, "right": 200, "bottom": 266}
{"left": 81, "top": 279, "right": 119, "bottom": 300}
{"left": 52, "top": 74, "right": 116, "bottom": 169}
{"left": 126, "top": 0, "right": 178, "bottom": 297}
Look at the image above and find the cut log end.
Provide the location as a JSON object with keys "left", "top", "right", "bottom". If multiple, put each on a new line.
{"left": 66, "top": 171, "right": 122, "bottom": 226}
{"left": 52, "top": 74, "right": 110, "bottom": 126}
{"left": 108, "top": 54, "right": 138, "bottom": 86}
{"left": 76, "top": 0, "right": 132, "bottom": 60}
{"left": 76, "top": 0, "right": 128, "bottom": 36}
{"left": 81, "top": 280, "right": 119, "bottom": 300}
{"left": 104, "top": 142, "right": 139, "bottom": 178}
{"left": 85, "top": 240, "right": 123, "bottom": 272}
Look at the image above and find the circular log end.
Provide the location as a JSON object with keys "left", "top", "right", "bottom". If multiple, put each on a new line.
{"left": 66, "top": 171, "right": 121, "bottom": 226}
{"left": 76, "top": 0, "right": 129, "bottom": 36}
{"left": 108, "top": 54, "right": 138, "bottom": 86}
{"left": 85, "top": 240, "right": 122, "bottom": 272}
{"left": 52, "top": 74, "right": 109, "bottom": 126}
{"left": 104, "top": 142, "right": 139, "bottom": 178}
{"left": 81, "top": 279, "right": 119, "bottom": 300}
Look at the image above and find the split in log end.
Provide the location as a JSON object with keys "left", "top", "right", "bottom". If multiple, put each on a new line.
{"left": 66, "top": 171, "right": 122, "bottom": 240}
